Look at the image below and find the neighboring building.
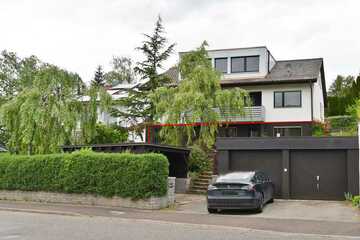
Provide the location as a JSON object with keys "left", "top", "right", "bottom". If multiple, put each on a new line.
{"left": 0, "top": 144, "right": 7, "bottom": 153}
{"left": 99, "top": 82, "right": 146, "bottom": 142}
{"left": 150, "top": 46, "right": 326, "bottom": 141}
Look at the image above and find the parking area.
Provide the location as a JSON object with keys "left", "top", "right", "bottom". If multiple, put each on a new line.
{"left": 173, "top": 194, "right": 360, "bottom": 223}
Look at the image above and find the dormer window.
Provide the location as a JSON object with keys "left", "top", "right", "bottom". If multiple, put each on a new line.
{"left": 214, "top": 58, "right": 228, "bottom": 74}
{"left": 231, "top": 56, "right": 260, "bottom": 73}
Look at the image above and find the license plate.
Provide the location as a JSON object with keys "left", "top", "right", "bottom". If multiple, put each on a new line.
{"left": 222, "top": 190, "right": 239, "bottom": 196}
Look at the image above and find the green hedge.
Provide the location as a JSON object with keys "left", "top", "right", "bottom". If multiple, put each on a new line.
{"left": 0, "top": 150, "right": 169, "bottom": 199}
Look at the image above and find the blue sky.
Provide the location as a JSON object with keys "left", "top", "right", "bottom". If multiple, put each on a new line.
{"left": 0, "top": 0, "right": 359, "bottom": 88}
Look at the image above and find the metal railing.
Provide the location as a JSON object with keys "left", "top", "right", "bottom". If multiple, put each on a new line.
{"left": 218, "top": 106, "right": 265, "bottom": 122}
{"left": 181, "top": 106, "right": 265, "bottom": 123}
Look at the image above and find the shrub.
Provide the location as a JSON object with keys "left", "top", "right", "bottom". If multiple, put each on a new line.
{"left": 90, "top": 123, "right": 128, "bottom": 144}
{"left": 326, "top": 115, "right": 357, "bottom": 136}
{"left": 0, "top": 151, "right": 168, "bottom": 199}
{"left": 188, "top": 145, "right": 211, "bottom": 173}
{"left": 312, "top": 122, "right": 327, "bottom": 136}
{"left": 352, "top": 196, "right": 360, "bottom": 208}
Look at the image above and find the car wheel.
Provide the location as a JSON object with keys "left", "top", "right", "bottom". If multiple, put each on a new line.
{"left": 256, "top": 194, "right": 264, "bottom": 213}
{"left": 208, "top": 208, "right": 217, "bottom": 214}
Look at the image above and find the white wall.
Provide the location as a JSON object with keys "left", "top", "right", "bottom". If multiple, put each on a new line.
{"left": 312, "top": 73, "right": 325, "bottom": 122}
{"left": 242, "top": 83, "right": 313, "bottom": 122}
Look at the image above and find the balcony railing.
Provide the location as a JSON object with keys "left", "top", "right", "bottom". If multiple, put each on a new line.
{"left": 181, "top": 106, "right": 265, "bottom": 123}
{"left": 219, "top": 106, "right": 265, "bottom": 122}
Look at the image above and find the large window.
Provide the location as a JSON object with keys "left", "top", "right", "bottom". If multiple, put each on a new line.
{"left": 274, "top": 126, "right": 302, "bottom": 137}
{"left": 231, "top": 56, "right": 259, "bottom": 73}
{"left": 214, "top": 58, "right": 228, "bottom": 74}
{"left": 218, "top": 127, "right": 237, "bottom": 137}
{"left": 274, "top": 91, "right": 301, "bottom": 108}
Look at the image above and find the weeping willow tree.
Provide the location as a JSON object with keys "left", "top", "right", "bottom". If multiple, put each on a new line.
{"left": 0, "top": 64, "right": 111, "bottom": 155}
{"left": 151, "top": 42, "right": 249, "bottom": 148}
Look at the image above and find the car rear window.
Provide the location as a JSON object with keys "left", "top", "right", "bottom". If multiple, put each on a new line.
{"left": 216, "top": 172, "right": 254, "bottom": 183}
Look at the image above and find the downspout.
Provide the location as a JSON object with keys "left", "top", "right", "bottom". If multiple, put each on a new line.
{"left": 267, "top": 50, "right": 270, "bottom": 73}
{"left": 310, "top": 81, "right": 314, "bottom": 122}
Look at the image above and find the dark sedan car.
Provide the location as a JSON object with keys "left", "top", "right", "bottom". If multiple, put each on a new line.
{"left": 207, "top": 171, "right": 274, "bottom": 213}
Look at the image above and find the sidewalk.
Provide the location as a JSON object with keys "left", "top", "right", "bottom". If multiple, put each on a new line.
{"left": 0, "top": 199, "right": 359, "bottom": 237}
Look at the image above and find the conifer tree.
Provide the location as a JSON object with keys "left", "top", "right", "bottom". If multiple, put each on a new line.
{"left": 112, "top": 16, "right": 175, "bottom": 140}
{"left": 91, "top": 65, "right": 105, "bottom": 87}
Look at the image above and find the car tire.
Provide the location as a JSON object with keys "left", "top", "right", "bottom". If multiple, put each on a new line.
{"left": 208, "top": 208, "right": 217, "bottom": 214}
{"left": 256, "top": 194, "right": 264, "bottom": 213}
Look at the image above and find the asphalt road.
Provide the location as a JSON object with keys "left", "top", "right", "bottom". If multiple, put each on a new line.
{"left": 0, "top": 211, "right": 359, "bottom": 240}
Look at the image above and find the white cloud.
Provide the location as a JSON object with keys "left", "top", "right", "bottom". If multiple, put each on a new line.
{"left": 0, "top": 0, "right": 359, "bottom": 87}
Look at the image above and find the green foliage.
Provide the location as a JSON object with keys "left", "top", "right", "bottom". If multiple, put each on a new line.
{"left": 0, "top": 58, "right": 112, "bottom": 154}
{"left": 105, "top": 57, "right": 136, "bottom": 86}
{"left": 112, "top": 16, "right": 176, "bottom": 132}
{"left": 91, "top": 65, "right": 105, "bottom": 87}
{"left": 326, "top": 115, "right": 357, "bottom": 136}
{"left": 188, "top": 145, "right": 211, "bottom": 172}
{"left": 151, "top": 42, "right": 249, "bottom": 147}
{"left": 90, "top": 124, "right": 128, "bottom": 144}
{"left": 312, "top": 122, "right": 327, "bottom": 137}
{"left": 327, "top": 75, "right": 360, "bottom": 116}
{"left": 0, "top": 151, "right": 169, "bottom": 199}
{"left": 352, "top": 196, "right": 360, "bottom": 208}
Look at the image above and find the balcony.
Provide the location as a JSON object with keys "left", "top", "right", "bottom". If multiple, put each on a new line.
{"left": 219, "top": 106, "right": 265, "bottom": 122}
{"left": 181, "top": 106, "right": 265, "bottom": 123}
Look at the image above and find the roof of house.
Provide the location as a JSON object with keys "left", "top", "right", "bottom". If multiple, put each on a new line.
{"left": 221, "top": 58, "right": 324, "bottom": 86}
{"left": 164, "top": 58, "right": 324, "bottom": 85}
{"left": 162, "top": 66, "right": 179, "bottom": 84}
{"left": 162, "top": 58, "right": 327, "bottom": 105}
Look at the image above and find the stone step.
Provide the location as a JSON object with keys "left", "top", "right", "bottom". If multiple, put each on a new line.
{"left": 194, "top": 179, "right": 210, "bottom": 184}
{"left": 199, "top": 173, "right": 213, "bottom": 177}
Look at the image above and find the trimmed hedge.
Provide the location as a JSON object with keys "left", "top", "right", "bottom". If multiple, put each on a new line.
{"left": 0, "top": 150, "right": 169, "bottom": 199}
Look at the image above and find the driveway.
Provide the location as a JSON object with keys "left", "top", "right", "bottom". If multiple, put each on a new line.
{"left": 0, "top": 199, "right": 359, "bottom": 237}
{"left": 173, "top": 194, "right": 360, "bottom": 223}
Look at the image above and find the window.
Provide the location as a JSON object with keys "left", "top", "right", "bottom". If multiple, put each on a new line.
{"left": 274, "top": 91, "right": 301, "bottom": 108}
{"left": 214, "top": 58, "right": 228, "bottom": 73}
{"left": 218, "top": 127, "right": 237, "bottom": 137}
{"left": 231, "top": 57, "right": 245, "bottom": 72}
{"left": 231, "top": 56, "right": 259, "bottom": 73}
{"left": 246, "top": 56, "right": 260, "bottom": 72}
{"left": 273, "top": 126, "right": 302, "bottom": 137}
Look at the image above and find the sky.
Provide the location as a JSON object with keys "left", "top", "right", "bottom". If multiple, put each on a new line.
{"left": 0, "top": 0, "right": 359, "bottom": 88}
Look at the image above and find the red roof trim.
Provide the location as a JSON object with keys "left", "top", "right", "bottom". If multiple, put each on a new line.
{"left": 150, "top": 121, "right": 313, "bottom": 128}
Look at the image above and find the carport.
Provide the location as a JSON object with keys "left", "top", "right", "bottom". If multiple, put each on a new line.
{"left": 215, "top": 137, "right": 359, "bottom": 200}
{"left": 62, "top": 143, "right": 190, "bottom": 178}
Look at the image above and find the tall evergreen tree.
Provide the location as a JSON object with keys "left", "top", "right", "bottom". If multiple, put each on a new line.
{"left": 91, "top": 65, "right": 105, "bottom": 87}
{"left": 112, "top": 15, "right": 175, "bottom": 139}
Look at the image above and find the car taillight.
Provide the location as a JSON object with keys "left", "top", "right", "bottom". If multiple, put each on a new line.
{"left": 243, "top": 184, "right": 255, "bottom": 192}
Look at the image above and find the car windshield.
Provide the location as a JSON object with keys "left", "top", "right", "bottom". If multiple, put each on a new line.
{"left": 216, "top": 172, "right": 255, "bottom": 183}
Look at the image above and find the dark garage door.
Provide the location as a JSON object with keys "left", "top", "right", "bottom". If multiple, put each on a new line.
{"left": 290, "top": 150, "right": 347, "bottom": 200}
{"left": 230, "top": 150, "right": 282, "bottom": 197}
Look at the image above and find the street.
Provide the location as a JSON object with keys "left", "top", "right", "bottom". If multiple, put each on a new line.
{"left": 0, "top": 210, "right": 358, "bottom": 240}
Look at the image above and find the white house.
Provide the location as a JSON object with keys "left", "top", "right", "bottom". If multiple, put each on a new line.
{"left": 153, "top": 46, "right": 327, "bottom": 139}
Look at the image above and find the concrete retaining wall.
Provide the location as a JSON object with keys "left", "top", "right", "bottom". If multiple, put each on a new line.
{"left": 0, "top": 178, "right": 176, "bottom": 210}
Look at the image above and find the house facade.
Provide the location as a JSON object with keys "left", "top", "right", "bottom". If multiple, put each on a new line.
{"left": 150, "top": 46, "right": 326, "bottom": 140}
